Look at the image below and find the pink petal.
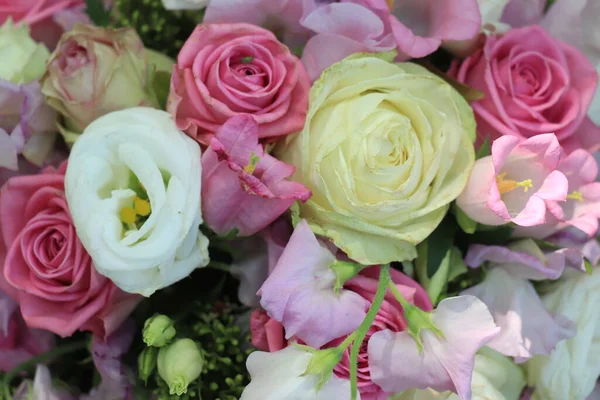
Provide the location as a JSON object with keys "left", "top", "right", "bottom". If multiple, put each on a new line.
{"left": 258, "top": 220, "right": 369, "bottom": 348}
{"left": 369, "top": 296, "right": 499, "bottom": 399}
{"left": 462, "top": 268, "right": 576, "bottom": 362}
{"left": 465, "top": 242, "right": 566, "bottom": 280}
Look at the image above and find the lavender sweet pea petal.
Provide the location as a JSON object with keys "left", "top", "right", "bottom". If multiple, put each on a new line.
{"left": 0, "top": 290, "right": 18, "bottom": 336}
{"left": 13, "top": 365, "right": 77, "bottom": 400}
{"left": 462, "top": 268, "right": 576, "bottom": 362}
{"left": 465, "top": 241, "right": 566, "bottom": 280}
{"left": 82, "top": 319, "right": 136, "bottom": 400}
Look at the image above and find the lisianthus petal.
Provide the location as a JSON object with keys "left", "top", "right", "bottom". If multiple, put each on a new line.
{"left": 369, "top": 296, "right": 499, "bottom": 399}
{"left": 462, "top": 268, "right": 576, "bottom": 361}
{"left": 258, "top": 220, "right": 369, "bottom": 348}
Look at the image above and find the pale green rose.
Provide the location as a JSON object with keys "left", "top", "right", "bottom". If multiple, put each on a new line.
{"left": 278, "top": 53, "right": 476, "bottom": 265}
{"left": 392, "top": 347, "right": 526, "bottom": 400}
{"left": 41, "top": 25, "right": 170, "bottom": 145}
{"left": 0, "top": 19, "right": 50, "bottom": 84}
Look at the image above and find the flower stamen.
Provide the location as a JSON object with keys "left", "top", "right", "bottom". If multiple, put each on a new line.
{"left": 567, "top": 191, "right": 584, "bottom": 202}
{"left": 243, "top": 152, "right": 260, "bottom": 175}
{"left": 496, "top": 172, "right": 533, "bottom": 195}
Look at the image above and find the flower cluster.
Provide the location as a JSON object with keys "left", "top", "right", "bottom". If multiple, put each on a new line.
{"left": 1, "top": 1, "right": 600, "bottom": 400}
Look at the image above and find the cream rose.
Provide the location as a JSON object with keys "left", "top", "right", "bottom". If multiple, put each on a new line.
{"left": 65, "top": 107, "right": 209, "bottom": 296}
{"left": 277, "top": 53, "right": 475, "bottom": 265}
{"left": 526, "top": 268, "right": 600, "bottom": 400}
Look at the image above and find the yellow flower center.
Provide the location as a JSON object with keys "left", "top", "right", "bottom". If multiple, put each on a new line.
{"left": 495, "top": 172, "right": 533, "bottom": 195}
{"left": 119, "top": 196, "right": 152, "bottom": 228}
{"left": 386, "top": 0, "right": 395, "bottom": 9}
{"left": 243, "top": 152, "right": 260, "bottom": 175}
{"left": 566, "top": 191, "right": 584, "bottom": 202}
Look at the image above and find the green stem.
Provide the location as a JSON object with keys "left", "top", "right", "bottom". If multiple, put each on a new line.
{"left": 2, "top": 340, "right": 88, "bottom": 399}
{"left": 338, "top": 332, "right": 357, "bottom": 352}
{"left": 387, "top": 280, "right": 411, "bottom": 310}
{"left": 350, "top": 265, "right": 391, "bottom": 400}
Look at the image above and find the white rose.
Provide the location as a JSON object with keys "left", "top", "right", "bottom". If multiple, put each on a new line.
{"left": 526, "top": 268, "right": 600, "bottom": 400}
{"left": 65, "top": 107, "right": 209, "bottom": 296}
{"left": 392, "top": 347, "right": 526, "bottom": 400}
{"left": 0, "top": 19, "right": 49, "bottom": 84}
{"left": 241, "top": 347, "right": 359, "bottom": 400}
{"left": 161, "top": 0, "right": 209, "bottom": 10}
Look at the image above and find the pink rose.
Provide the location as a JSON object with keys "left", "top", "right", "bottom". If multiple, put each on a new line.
{"left": 168, "top": 23, "right": 310, "bottom": 146}
{"left": 0, "top": 163, "right": 141, "bottom": 338}
{"left": 452, "top": 26, "right": 600, "bottom": 152}
{"left": 0, "top": 0, "right": 89, "bottom": 49}
{"left": 202, "top": 115, "right": 311, "bottom": 236}
{"left": 0, "top": 289, "right": 54, "bottom": 371}
{"left": 252, "top": 265, "right": 432, "bottom": 400}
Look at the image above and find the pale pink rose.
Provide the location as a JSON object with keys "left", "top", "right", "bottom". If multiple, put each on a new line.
{"left": 253, "top": 264, "right": 432, "bottom": 400}
{"left": 451, "top": 26, "right": 600, "bottom": 151}
{"left": 514, "top": 149, "right": 600, "bottom": 239}
{"left": 0, "top": 0, "right": 89, "bottom": 49}
{"left": 201, "top": 115, "right": 311, "bottom": 236}
{"left": 168, "top": 23, "right": 310, "bottom": 146}
{"left": 456, "top": 134, "right": 569, "bottom": 227}
{"left": 0, "top": 289, "right": 54, "bottom": 371}
{"left": 0, "top": 163, "right": 141, "bottom": 338}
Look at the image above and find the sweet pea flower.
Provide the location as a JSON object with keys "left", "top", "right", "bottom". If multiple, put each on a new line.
{"left": 457, "top": 134, "right": 569, "bottom": 227}
{"left": 368, "top": 296, "right": 500, "bottom": 399}
{"left": 463, "top": 268, "right": 575, "bottom": 362}
{"left": 202, "top": 116, "right": 311, "bottom": 237}
{"left": 500, "top": 0, "right": 545, "bottom": 28}
{"left": 464, "top": 241, "right": 577, "bottom": 361}
{"left": 241, "top": 346, "right": 360, "bottom": 400}
{"left": 230, "top": 218, "right": 292, "bottom": 307}
{"left": 258, "top": 219, "right": 369, "bottom": 348}
{"left": 526, "top": 268, "right": 600, "bottom": 400}
{"left": 13, "top": 365, "right": 76, "bottom": 400}
{"left": 0, "top": 290, "right": 54, "bottom": 371}
{"left": 514, "top": 149, "right": 600, "bottom": 239}
{"left": 393, "top": 347, "right": 526, "bottom": 400}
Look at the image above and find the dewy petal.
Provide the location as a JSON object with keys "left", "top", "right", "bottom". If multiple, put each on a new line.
{"left": 465, "top": 240, "right": 566, "bottom": 280}
{"left": 368, "top": 296, "right": 500, "bottom": 399}
{"left": 462, "top": 268, "right": 576, "bottom": 362}
{"left": 241, "top": 347, "right": 360, "bottom": 400}
{"left": 258, "top": 220, "right": 369, "bottom": 348}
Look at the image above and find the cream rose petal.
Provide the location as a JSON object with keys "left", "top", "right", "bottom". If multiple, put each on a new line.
{"left": 65, "top": 107, "right": 209, "bottom": 296}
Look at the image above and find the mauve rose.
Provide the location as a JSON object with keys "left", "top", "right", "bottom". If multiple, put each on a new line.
{"left": 250, "top": 266, "right": 432, "bottom": 400}
{"left": 451, "top": 26, "right": 600, "bottom": 152}
{"left": 0, "top": 289, "right": 54, "bottom": 371}
{"left": 168, "top": 23, "right": 310, "bottom": 145}
{"left": 0, "top": 162, "right": 141, "bottom": 338}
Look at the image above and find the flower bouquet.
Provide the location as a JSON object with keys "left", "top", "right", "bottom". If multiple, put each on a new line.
{"left": 0, "top": 0, "right": 599, "bottom": 399}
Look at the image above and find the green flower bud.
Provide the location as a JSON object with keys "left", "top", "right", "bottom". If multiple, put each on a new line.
{"left": 138, "top": 347, "right": 158, "bottom": 385}
{"left": 143, "top": 314, "right": 176, "bottom": 347}
{"left": 157, "top": 339, "right": 204, "bottom": 396}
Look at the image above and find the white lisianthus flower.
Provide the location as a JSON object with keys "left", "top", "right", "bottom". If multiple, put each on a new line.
{"left": 391, "top": 347, "right": 526, "bottom": 400}
{"left": 526, "top": 268, "right": 600, "bottom": 400}
{"left": 65, "top": 107, "right": 209, "bottom": 296}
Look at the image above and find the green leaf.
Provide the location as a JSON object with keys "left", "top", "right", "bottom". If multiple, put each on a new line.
{"left": 85, "top": 0, "right": 110, "bottom": 26}
{"left": 585, "top": 259, "right": 594, "bottom": 275}
{"left": 219, "top": 228, "right": 239, "bottom": 241}
{"left": 472, "top": 224, "right": 514, "bottom": 245}
{"left": 476, "top": 138, "right": 491, "bottom": 159}
{"left": 454, "top": 204, "right": 477, "bottom": 234}
{"left": 426, "top": 217, "right": 457, "bottom": 278}
{"left": 152, "top": 71, "right": 172, "bottom": 110}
